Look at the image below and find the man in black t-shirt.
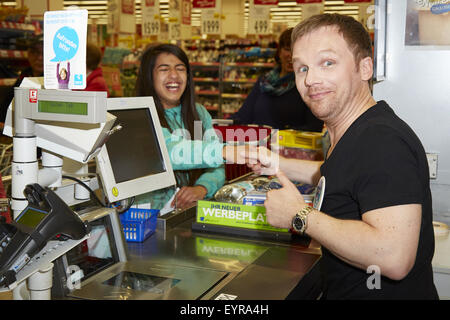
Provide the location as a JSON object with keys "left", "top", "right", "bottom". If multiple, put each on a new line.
{"left": 247, "top": 14, "right": 438, "bottom": 299}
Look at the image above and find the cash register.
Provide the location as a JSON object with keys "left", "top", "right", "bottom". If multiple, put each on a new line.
{"left": 52, "top": 97, "right": 227, "bottom": 300}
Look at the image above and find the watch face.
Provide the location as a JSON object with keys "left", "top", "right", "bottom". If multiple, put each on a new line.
{"left": 293, "top": 215, "right": 305, "bottom": 232}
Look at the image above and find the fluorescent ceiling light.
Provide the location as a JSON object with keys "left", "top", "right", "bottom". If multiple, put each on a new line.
{"left": 278, "top": 2, "right": 298, "bottom": 6}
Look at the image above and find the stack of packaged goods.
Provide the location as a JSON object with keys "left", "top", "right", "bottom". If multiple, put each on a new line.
{"left": 273, "top": 129, "right": 325, "bottom": 161}
{"left": 214, "top": 175, "right": 315, "bottom": 207}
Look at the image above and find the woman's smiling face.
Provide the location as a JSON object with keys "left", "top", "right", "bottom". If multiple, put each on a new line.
{"left": 152, "top": 52, "right": 188, "bottom": 109}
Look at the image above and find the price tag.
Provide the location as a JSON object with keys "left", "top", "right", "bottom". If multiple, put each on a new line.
{"left": 169, "top": 22, "right": 181, "bottom": 39}
{"left": 142, "top": 0, "right": 160, "bottom": 36}
{"left": 252, "top": 19, "right": 269, "bottom": 34}
{"left": 14, "top": 50, "right": 23, "bottom": 58}
{"left": 202, "top": 19, "right": 220, "bottom": 34}
{"left": 143, "top": 19, "right": 160, "bottom": 36}
{"left": 201, "top": 11, "right": 221, "bottom": 35}
{"left": 248, "top": 2, "right": 271, "bottom": 35}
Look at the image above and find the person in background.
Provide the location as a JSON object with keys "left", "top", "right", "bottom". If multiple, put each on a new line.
{"left": 83, "top": 43, "right": 109, "bottom": 95}
{"left": 246, "top": 14, "right": 438, "bottom": 299}
{"left": 0, "top": 35, "right": 43, "bottom": 125}
{"left": 135, "top": 44, "right": 226, "bottom": 210}
{"left": 229, "top": 28, "right": 323, "bottom": 132}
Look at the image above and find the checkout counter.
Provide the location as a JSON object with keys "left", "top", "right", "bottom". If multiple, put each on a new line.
{"left": 61, "top": 206, "right": 322, "bottom": 301}
{"left": 0, "top": 87, "right": 323, "bottom": 301}
{"left": 121, "top": 207, "right": 320, "bottom": 300}
{"left": 58, "top": 177, "right": 322, "bottom": 301}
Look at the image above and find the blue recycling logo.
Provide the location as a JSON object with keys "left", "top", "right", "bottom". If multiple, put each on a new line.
{"left": 50, "top": 26, "right": 79, "bottom": 62}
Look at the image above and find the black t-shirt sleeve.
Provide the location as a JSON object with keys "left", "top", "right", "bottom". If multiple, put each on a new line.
{"left": 353, "top": 125, "right": 423, "bottom": 214}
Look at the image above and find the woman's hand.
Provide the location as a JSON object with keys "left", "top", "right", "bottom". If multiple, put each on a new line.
{"left": 222, "top": 145, "right": 258, "bottom": 164}
{"left": 171, "top": 185, "right": 208, "bottom": 209}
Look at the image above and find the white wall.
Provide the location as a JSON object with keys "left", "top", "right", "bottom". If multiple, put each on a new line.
{"left": 373, "top": 0, "right": 450, "bottom": 224}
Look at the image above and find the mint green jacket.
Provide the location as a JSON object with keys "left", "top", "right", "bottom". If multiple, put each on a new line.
{"left": 135, "top": 104, "right": 225, "bottom": 209}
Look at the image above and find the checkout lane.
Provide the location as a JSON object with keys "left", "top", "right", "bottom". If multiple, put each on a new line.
{"left": 125, "top": 206, "right": 322, "bottom": 300}
{"left": 59, "top": 205, "right": 322, "bottom": 301}
{"left": 0, "top": 87, "right": 323, "bottom": 300}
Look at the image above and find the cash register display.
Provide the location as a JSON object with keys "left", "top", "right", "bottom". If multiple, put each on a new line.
{"left": 15, "top": 207, "right": 49, "bottom": 228}
{"left": 96, "top": 97, "right": 176, "bottom": 202}
{"left": 107, "top": 108, "right": 165, "bottom": 183}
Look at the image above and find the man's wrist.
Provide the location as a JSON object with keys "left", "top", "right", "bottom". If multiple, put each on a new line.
{"left": 291, "top": 205, "right": 314, "bottom": 235}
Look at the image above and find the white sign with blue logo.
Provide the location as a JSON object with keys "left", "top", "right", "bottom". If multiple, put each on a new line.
{"left": 43, "top": 9, "right": 88, "bottom": 90}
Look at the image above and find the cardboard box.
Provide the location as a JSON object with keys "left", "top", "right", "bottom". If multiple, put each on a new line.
{"left": 275, "top": 129, "right": 323, "bottom": 150}
{"left": 277, "top": 145, "right": 324, "bottom": 161}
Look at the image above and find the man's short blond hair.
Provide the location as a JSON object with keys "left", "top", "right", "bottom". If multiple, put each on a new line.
{"left": 292, "top": 14, "right": 373, "bottom": 67}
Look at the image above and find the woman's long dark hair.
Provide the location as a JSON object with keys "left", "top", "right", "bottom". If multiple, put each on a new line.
{"left": 136, "top": 44, "right": 205, "bottom": 187}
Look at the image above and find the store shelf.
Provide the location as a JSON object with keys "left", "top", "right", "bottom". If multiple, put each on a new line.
{"left": 190, "top": 62, "right": 220, "bottom": 67}
{"left": 193, "top": 77, "right": 219, "bottom": 82}
{"left": 188, "top": 45, "right": 275, "bottom": 117}
{"left": 0, "top": 78, "right": 16, "bottom": 86}
{"left": 222, "top": 78, "right": 257, "bottom": 83}
{"left": 221, "top": 93, "right": 248, "bottom": 99}
{"left": 195, "top": 90, "right": 220, "bottom": 96}
{"left": 0, "top": 21, "right": 35, "bottom": 30}
{"left": 0, "top": 21, "right": 35, "bottom": 38}
{"left": 224, "top": 62, "right": 275, "bottom": 68}
{"left": 0, "top": 49, "right": 28, "bottom": 60}
{"left": 0, "top": 19, "right": 37, "bottom": 79}
{"left": 205, "top": 106, "right": 219, "bottom": 111}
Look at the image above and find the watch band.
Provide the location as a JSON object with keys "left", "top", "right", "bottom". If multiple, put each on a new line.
{"left": 292, "top": 205, "right": 314, "bottom": 235}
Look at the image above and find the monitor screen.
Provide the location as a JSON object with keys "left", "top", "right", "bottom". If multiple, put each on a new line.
{"left": 96, "top": 97, "right": 175, "bottom": 203}
{"left": 107, "top": 108, "right": 165, "bottom": 183}
{"left": 64, "top": 215, "right": 119, "bottom": 282}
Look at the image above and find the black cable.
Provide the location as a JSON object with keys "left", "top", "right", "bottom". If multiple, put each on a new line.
{"left": 62, "top": 175, "right": 107, "bottom": 208}
{"left": 115, "top": 196, "right": 135, "bottom": 215}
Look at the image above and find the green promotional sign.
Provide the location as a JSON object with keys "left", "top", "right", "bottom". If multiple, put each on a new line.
{"left": 196, "top": 237, "right": 267, "bottom": 263}
{"left": 196, "top": 200, "right": 289, "bottom": 233}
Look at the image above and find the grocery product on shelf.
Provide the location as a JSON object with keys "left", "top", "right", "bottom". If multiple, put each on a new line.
{"left": 101, "top": 47, "right": 140, "bottom": 97}
{"left": 186, "top": 39, "right": 276, "bottom": 118}
{"left": 0, "top": 6, "right": 28, "bottom": 23}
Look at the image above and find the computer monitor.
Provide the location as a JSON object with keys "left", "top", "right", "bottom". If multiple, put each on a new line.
{"left": 95, "top": 97, "right": 176, "bottom": 203}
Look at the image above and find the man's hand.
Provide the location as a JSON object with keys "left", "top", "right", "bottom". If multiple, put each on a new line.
{"left": 171, "top": 185, "right": 207, "bottom": 209}
{"left": 264, "top": 170, "right": 307, "bottom": 229}
{"left": 222, "top": 145, "right": 258, "bottom": 164}
{"left": 246, "top": 146, "right": 281, "bottom": 176}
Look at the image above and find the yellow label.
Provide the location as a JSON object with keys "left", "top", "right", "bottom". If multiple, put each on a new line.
{"left": 112, "top": 187, "right": 118, "bottom": 197}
